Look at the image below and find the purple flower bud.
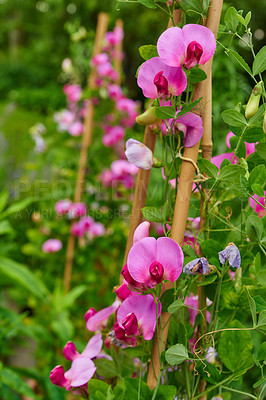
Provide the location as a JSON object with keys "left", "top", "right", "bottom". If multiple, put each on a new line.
{"left": 122, "top": 313, "right": 139, "bottom": 336}
{"left": 183, "top": 257, "right": 211, "bottom": 275}
{"left": 50, "top": 366, "right": 68, "bottom": 388}
{"left": 218, "top": 243, "right": 241, "bottom": 269}
{"left": 184, "top": 41, "right": 203, "bottom": 69}
{"left": 149, "top": 261, "right": 164, "bottom": 284}
{"left": 84, "top": 308, "right": 97, "bottom": 322}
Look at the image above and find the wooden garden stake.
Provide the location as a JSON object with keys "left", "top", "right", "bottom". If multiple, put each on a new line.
{"left": 146, "top": 0, "right": 223, "bottom": 390}
{"left": 63, "top": 13, "right": 109, "bottom": 292}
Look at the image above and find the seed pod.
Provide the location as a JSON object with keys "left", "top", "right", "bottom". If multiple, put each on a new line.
{"left": 245, "top": 81, "right": 263, "bottom": 119}
{"left": 135, "top": 106, "right": 160, "bottom": 126}
{"left": 263, "top": 111, "right": 266, "bottom": 134}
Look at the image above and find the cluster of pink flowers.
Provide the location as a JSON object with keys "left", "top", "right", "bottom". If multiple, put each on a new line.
{"left": 100, "top": 159, "right": 138, "bottom": 190}
{"left": 55, "top": 199, "right": 105, "bottom": 240}
{"left": 54, "top": 83, "right": 84, "bottom": 137}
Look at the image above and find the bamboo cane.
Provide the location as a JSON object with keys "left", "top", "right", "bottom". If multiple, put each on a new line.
{"left": 147, "top": 0, "right": 223, "bottom": 389}
{"left": 122, "top": 9, "right": 181, "bottom": 269}
{"left": 63, "top": 13, "right": 109, "bottom": 292}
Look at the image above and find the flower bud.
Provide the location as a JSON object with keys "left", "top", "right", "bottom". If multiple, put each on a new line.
{"left": 245, "top": 81, "right": 263, "bottom": 120}
{"left": 135, "top": 107, "right": 160, "bottom": 126}
{"left": 125, "top": 139, "right": 154, "bottom": 170}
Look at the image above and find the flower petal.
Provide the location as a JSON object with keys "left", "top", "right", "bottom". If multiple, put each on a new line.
{"left": 127, "top": 237, "right": 157, "bottom": 284}
{"left": 133, "top": 221, "right": 150, "bottom": 245}
{"left": 65, "top": 357, "right": 96, "bottom": 387}
{"left": 156, "top": 237, "right": 183, "bottom": 281}
{"left": 182, "top": 24, "right": 216, "bottom": 65}
{"left": 86, "top": 299, "right": 120, "bottom": 331}
{"left": 157, "top": 27, "right": 186, "bottom": 67}
{"left": 82, "top": 333, "right": 103, "bottom": 358}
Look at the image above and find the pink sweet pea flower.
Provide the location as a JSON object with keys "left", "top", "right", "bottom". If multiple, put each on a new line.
{"left": 42, "top": 239, "right": 62, "bottom": 253}
{"left": 133, "top": 221, "right": 150, "bottom": 244}
{"left": 91, "top": 53, "right": 109, "bottom": 66}
{"left": 127, "top": 237, "right": 184, "bottom": 287}
{"left": 137, "top": 57, "right": 187, "bottom": 99}
{"left": 226, "top": 131, "right": 256, "bottom": 158}
{"left": 157, "top": 24, "right": 216, "bottom": 69}
{"left": 175, "top": 111, "right": 203, "bottom": 147}
{"left": 117, "top": 294, "right": 161, "bottom": 340}
{"left": 115, "top": 281, "right": 134, "bottom": 301}
{"left": 102, "top": 126, "right": 125, "bottom": 147}
{"left": 104, "top": 26, "right": 124, "bottom": 46}
{"left": 64, "top": 333, "right": 103, "bottom": 361}
{"left": 55, "top": 199, "right": 72, "bottom": 215}
{"left": 249, "top": 193, "right": 266, "bottom": 218}
{"left": 69, "top": 202, "right": 87, "bottom": 219}
{"left": 54, "top": 109, "right": 75, "bottom": 131}
{"left": 63, "top": 84, "right": 82, "bottom": 103}
{"left": 71, "top": 221, "right": 86, "bottom": 237}
{"left": 68, "top": 121, "right": 83, "bottom": 136}
{"left": 107, "top": 84, "right": 123, "bottom": 101}
{"left": 185, "top": 294, "right": 211, "bottom": 326}
{"left": 88, "top": 222, "right": 105, "bottom": 238}
{"left": 85, "top": 299, "right": 120, "bottom": 331}
{"left": 125, "top": 139, "right": 154, "bottom": 170}
{"left": 111, "top": 159, "right": 139, "bottom": 177}
{"left": 211, "top": 153, "right": 235, "bottom": 169}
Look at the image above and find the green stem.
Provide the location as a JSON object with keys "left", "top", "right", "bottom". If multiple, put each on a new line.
{"left": 151, "top": 371, "right": 162, "bottom": 400}
{"left": 221, "top": 386, "right": 258, "bottom": 400}
{"left": 191, "top": 373, "right": 239, "bottom": 399}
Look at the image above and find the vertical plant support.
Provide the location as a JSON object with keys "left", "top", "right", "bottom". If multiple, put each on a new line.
{"left": 63, "top": 13, "right": 109, "bottom": 292}
{"left": 114, "top": 19, "right": 124, "bottom": 86}
{"left": 147, "top": 0, "right": 223, "bottom": 390}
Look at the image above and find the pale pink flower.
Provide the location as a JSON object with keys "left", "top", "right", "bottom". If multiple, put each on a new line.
{"left": 107, "top": 84, "right": 123, "bottom": 101}
{"left": 104, "top": 27, "right": 124, "bottom": 46}
{"left": 69, "top": 202, "right": 87, "bottom": 219}
{"left": 68, "top": 121, "right": 83, "bottom": 136}
{"left": 85, "top": 299, "right": 120, "bottom": 331}
{"left": 63, "top": 84, "right": 82, "bottom": 103}
{"left": 42, "top": 239, "right": 62, "bottom": 253}
{"left": 125, "top": 139, "right": 154, "bottom": 170}
{"left": 55, "top": 199, "right": 73, "bottom": 216}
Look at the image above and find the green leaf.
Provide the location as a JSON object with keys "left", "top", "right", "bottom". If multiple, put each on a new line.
{"left": 221, "top": 109, "right": 247, "bottom": 127}
{"left": 253, "top": 46, "right": 266, "bottom": 75}
{"left": 141, "top": 206, "right": 165, "bottom": 223}
{"left": 249, "top": 104, "right": 266, "bottom": 125}
{"left": 51, "top": 312, "right": 73, "bottom": 342}
{"left": 201, "top": 239, "right": 222, "bottom": 259}
{"left": 246, "top": 215, "right": 263, "bottom": 241}
{"left": 154, "top": 385, "right": 177, "bottom": 400}
{"left": 62, "top": 285, "right": 87, "bottom": 309}
{"left": 224, "top": 7, "right": 239, "bottom": 32}
{"left": 160, "top": 288, "right": 174, "bottom": 313}
{"left": 0, "top": 220, "right": 14, "bottom": 235}
{"left": 176, "top": 97, "right": 203, "bottom": 117}
{"left": 256, "top": 143, "right": 266, "bottom": 160}
{"left": 197, "top": 158, "right": 218, "bottom": 179}
{"left": 139, "top": 45, "right": 158, "bottom": 61}
{"left": 218, "top": 164, "right": 246, "bottom": 184}
{"left": 218, "top": 320, "right": 253, "bottom": 372}
{"left": 256, "top": 270, "right": 266, "bottom": 287}
{"left": 114, "top": 384, "right": 126, "bottom": 400}
{"left": 138, "top": 0, "right": 157, "bottom": 9}
{"left": 181, "top": 0, "right": 203, "bottom": 16}
{"left": 0, "top": 197, "right": 35, "bottom": 220}
{"left": 94, "top": 359, "right": 118, "bottom": 379}
{"left": 253, "top": 377, "right": 266, "bottom": 389}
{"left": 236, "top": 14, "right": 246, "bottom": 26}
{"left": 243, "top": 127, "right": 265, "bottom": 143}
{"left": 198, "top": 274, "right": 217, "bottom": 286}
{"left": 0, "top": 256, "right": 49, "bottom": 300}
{"left": 249, "top": 165, "right": 266, "bottom": 187}
{"left": 88, "top": 379, "right": 111, "bottom": 399}
{"left": 245, "top": 286, "right": 257, "bottom": 327}
{"left": 168, "top": 299, "right": 185, "bottom": 314}
{"left": 2, "top": 367, "right": 39, "bottom": 399}
{"left": 229, "top": 135, "right": 246, "bottom": 159}
{"left": 124, "top": 378, "right": 151, "bottom": 400}
{"left": 165, "top": 343, "right": 189, "bottom": 365}
{"left": 196, "top": 361, "right": 221, "bottom": 384}
{"left": 188, "top": 68, "right": 207, "bottom": 83}
{"left": 245, "top": 11, "right": 251, "bottom": 26}
{"left": 252, "top": 184, "right": 265, "bottom": 197}
{"left": 254, "top": 295, "right": 266, "bottom": 312}
{"left": 257, "top": 310, "right": 266, "bottom": 334}
{"left": 228, "top": 49, "right": 252, "bottom": 77}
{"left": 0, "top": 189, "right": 9, "bottom": 214}
{"left": 258, "top": 342, "right": 266, "bottom": 362}
{"left": 155, "top": 106, "right": 176, "bottom": 120}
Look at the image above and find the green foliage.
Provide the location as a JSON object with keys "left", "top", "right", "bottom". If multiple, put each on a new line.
{"left": 165, "top": 344, "right": 189, "bottom": 365}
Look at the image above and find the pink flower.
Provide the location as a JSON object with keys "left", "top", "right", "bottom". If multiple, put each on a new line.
{"left": 54, "top": 109, "right": 75, "bottom": 131}
{"left": 133, "top": 221, "right": 150, "bottom": 244}
{"left": 88, "top": 222, "right": 105, "bottom": 238}
{"left": 104, "top": 26, "right": 124, "bottom": 46}
{"left": 102, "top": 126, "right": 125, "bottom": 147}
{"left": 111, "top": 159, "right": 139, "bottom": 177}
{"left": 157, "top": 24, "right": 216, "bottom": 69}
{"left": 185, "top": 294, "right": 211, "bottom": 326}
{"left": 226, "top": 131, "right": 256, "bottom": 158}
{"left": 117, "top": 294, "right": 161, "bottom": 340}
{"left": 55, "top": 199, "right": 72, "bottom": 216}
{"left": 115, "top": 281, "right": 134, "bottom": 301}
{"left": 63, "top": 84, "right": 82, "bottom": 103}
{"left": 42, "top": 239, "right": 62, "bottom": 253}
{"left": 107, "top": 84, "right": 123, "bottom": 101}
{"left": 50, "top": 334, "right": 102, "bottom": 392}
{"left": 69, "top": 202, "right": 87, "bottom": 219}
{"left": 127, "top": 237, "right": 184, "bottom": 287}
{"left": 249, "top": 193, "right": 266, "bottom": 218}
{"left": 68, "top": 121, "right": 83, "bottom": 136}
{"left": 85, "top": 299, "right": 120, "bottom": 331}
{"left": 175, "top": 111, "right": 203, "bottom": 147}
{"left": 211, "top": 153, "right": 235, "bottom": 169}
{"left": 71, "top": 221, "right": 86, "bottom": 237}
{"left": 125, "top": 139, "right": 154, "bottom": 170}
{"left": 137, "top": 57, "right": 187, "bottom": 99}
{"left": 91, "top": 53, "right": 109, "bottom": 66}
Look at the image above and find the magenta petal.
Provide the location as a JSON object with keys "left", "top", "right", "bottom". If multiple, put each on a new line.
{"left": 133, "top": 221, "right": 150, "bottom": 245}
{"left": 137, "top": 57, "right": 187, "bottom": 98}
{"left": 157, "top": 27, "right": 186, "bottom": 67}
{"left": 64, "top": 357, "right": 96, "bottom": 388}
{"left": 211, "top": 153, "right": 235, "bottom": 169}
{"left": 117, "top": 294, "right": 159, "bottom": 340}
{"left": 63, "top": 342, "right": 79, "bottom": 361}
{"left": 82, "top": 333, "right": 103, "bottom": 358}
{"left": 50, "top": 365, "right": 69, "bottom": 388}
{"left": 86, "top": 299, "right": 120, "bottom": 331}
{"left": 156, "top": 237, "right": 183, "bottom": 282}
{"left": 176, "top": 112, "right": 203, "bottom": 148}
{"left": 127, "top": 237, "right": 157, "bottom": 284}
{"left": 182, "top": 24, "right": 216, "bottom": 65}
